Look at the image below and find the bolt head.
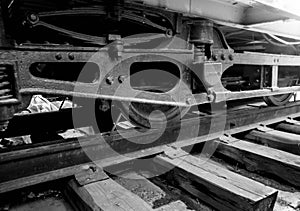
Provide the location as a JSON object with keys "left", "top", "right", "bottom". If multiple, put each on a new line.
{"left": 29, "top": 14, "right": 38, "bottom": 22}
{"left": 118, "top": 75, "right": 126, "bottom": 83}
{"left": 207, "top": 94, "right": 214, "bottom": 101}
{"left": 68, "top": 53, "right": 74, "bottom": 60}
{"left": 106, "top": 76, "right": 114, "bottom": 85}
{"left": 212, "top": 54, "right": 218, "bottom": 61}
{"left": 186, "top": 97, "right": 193, "bottom": 105}
{"left": 55, "top": 53, "right": 62, "bottom": 60}
{"left": 221, "top": 54, "right": 226, "bottom": 60}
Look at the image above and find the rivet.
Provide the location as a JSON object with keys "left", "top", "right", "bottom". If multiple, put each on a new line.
{"left": 207, "top": 94, "right": 214, "bottom": 101}
{"left": 55, "top": 53, "right": 62, "bottom": 60}
{"left": 186, "top": 97, "right": 193, "bottom": 105}
{"left": 212, "top": 54, "right": 218, "bottom": 61}
{"left": 221, "top": 54, "right": 226, "bottom": 60}
{"left": 68, "top": 53, "right": 74, "bottom": 60}
{"left": 29, "top": 13, "right": 38, "bottom": 23}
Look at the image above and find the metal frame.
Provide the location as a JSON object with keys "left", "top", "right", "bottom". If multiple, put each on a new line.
{"left": 2, "top": 45, "right": 300, "bottom": 107}
{"left": 1, "top": 0, "right": 300, "bottom": 110}
{"left": 139, "top": 0, "right": 300, "bottom": 40}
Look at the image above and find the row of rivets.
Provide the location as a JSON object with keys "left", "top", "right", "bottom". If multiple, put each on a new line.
{"left": 106, "top": 75, "right": 127, "bottom": 85}
{"left": 55, "top": 53, "right": 75, "bottom": 61}
{"left": 212, "top": 54, "right": 234, "bottom": 61}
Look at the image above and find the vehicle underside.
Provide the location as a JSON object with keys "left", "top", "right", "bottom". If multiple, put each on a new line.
{"left": 1, "top": 0, "right": 300, "bottom": 130}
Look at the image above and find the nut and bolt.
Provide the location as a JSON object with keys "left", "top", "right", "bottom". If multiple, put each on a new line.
{"left": 212, "top": 54, "right": 218, "bottom": 61}
{"left": 29, "top": 14, "right": 38, "bottom": 23}
{"left": 89, "top": 165, "right": 97, "bottom": 172}
{"left": 118, "top": 75, "right": 126, "bottom": 83}
{"left": 220, "top": 54, "right": 226, "bottom": 60}
{"left": 186, "top": 97, "right": 193, "bottom": 105}
{"left": 55, "top": 53, "right": 62, "bottom": 60}
{"left": 165, "top": 29, "right": 173, "bottom": 37}
{"left": 82, "top": 165, "right": 97, "bottom": 172}
{"left": 68, "top": 53, "right": 75, "bottom": 60}
{"left": 207, "top": 94, "right": 214, "bottom": 101}
{"left": 106, "top": 76, "right": 114, "bottom": 85}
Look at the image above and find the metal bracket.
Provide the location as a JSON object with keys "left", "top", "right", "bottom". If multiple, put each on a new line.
{"left": 257, "top": 125, "right": 273, "bottom": 133}
{"left": 164, "top": 146, "right": 188, "bottom": 159}
{"left": 271, "top": 65, "right": 278, "bottom": 89}
{"left": 75, "top": 164, "right": 109, "bottom": 186}
{"left": 286, "top": 117, "right": 300, "bottom": 126}
{"left": 219, "top": 134, "right": 239, "bottom": 144}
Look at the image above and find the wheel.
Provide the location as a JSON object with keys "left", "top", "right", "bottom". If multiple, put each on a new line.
{"left": 120, "top": 102, "right": 181, "bottom": 129}
{"left": 263, "top": 77, "right": 297, "bottom": 106}
{"left": 130, "top": 102, "right": 180, "bottom": 128}
{"left": 122, "top": 102, "right": 181, "bottom": 129}
{"left": 119, "top": 64, "right": 182, "bottom": 128}
{"left": 263, "top": 93, "right": 293, "bottom": 106}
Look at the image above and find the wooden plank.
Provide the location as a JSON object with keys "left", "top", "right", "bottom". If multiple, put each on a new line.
{"left": 2, "top": 102, "right": 300, "bottom": 193}
{"left": 64, "top": 179, "right": 153, "bottom": 211}
{"left": 174, "top": 102, "right": 300, "bottom": 148}
{"left": 155, "top": 201, "right": 190, "bottom": 211}
{"left": 274, "top": 122, "right": 300, "bottom": 135}
{"left": 214, "top": 137, "right": 300, "bottom": 188}
{"left": 245, "top": 128, "right": 300, "bottom": 155}
{"left": 154, "top": 150, "right": 278, "bottom": 211}
{"left": 0, "top": 145, "right": 168, "bottom": 194}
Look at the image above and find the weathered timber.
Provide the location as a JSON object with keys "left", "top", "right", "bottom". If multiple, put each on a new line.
{"left": 214, "top": 137, "right": 300, "bottom": 187}
{"left": 64, "top": 179, "right": 153, "bottom": 211}
{"left": 274, "top": 122, "right": 300, "bottom": 135}
{"left": 1, "top": 102, "right": 300, "bottom": 193}
{"left": 0, "top": 144, "right": 169, "bottom": 194}
{"left": 174, "top": 101, "right": 300, "bottom": 148}
{"left": 154, "top": 150, "right": 278, "bottom": 211}
{"left": 245, "top": 128, "right": 300, "bottom": 155}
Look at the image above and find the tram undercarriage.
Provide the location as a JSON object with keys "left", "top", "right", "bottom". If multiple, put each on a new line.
{"left": 1, "top": 0, "right": 300, "bottom": 129}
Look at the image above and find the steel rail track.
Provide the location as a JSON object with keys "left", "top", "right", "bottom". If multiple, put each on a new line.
{"left": 1, "top": 101, "right": 300, "bottom": 195}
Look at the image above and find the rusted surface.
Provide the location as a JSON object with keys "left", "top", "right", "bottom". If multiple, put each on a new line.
{"left": 1, "top": 1, "right": 300, "bottom": 114}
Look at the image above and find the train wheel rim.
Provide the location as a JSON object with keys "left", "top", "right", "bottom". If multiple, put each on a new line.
{"left": 120, "top": 101, "right": 181, "bottom": 129}
{"left": 263, "top": 93, "right": 293, "bottom": 106}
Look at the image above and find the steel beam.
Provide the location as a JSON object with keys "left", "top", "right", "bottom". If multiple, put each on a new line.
{"left": 137, "top": 0, "right": 300, "bottom": 39}
{"left": 244, "top": 0, "right": 300, "bottom": 22}
{"left": 137, "top": 0, "right": 247, "bottom": 24}
{"left": 138, "top": 0, "right": 300, "bottom": 23}
{"left": 215, "top": 19, "right": 300, "bottom": 41}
